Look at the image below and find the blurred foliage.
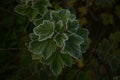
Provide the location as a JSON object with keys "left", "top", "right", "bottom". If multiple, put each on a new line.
{"left": 0, "top": 0, "right": 120, "bottom": 80}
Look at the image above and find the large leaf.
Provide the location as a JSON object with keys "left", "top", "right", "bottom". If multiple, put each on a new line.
{"left": 47, "top": 50, "right": 73, "bottom": 76}
{"left": 66, "top": 19, "right": 79, "bottom": 33}
{"left": 47, "top": 51, "right": 64, "bottom": 76}
{"left": 54, "top": 33, "right": 68, "bottom": 47}
{"left": 28, "top": 39, "right": 56, "bottom": 59}
{"left": 62, "top": 34, "right": 84, "bottom": 59}
{"left": 33, "top": 20, "right": 55, "bottom": 41}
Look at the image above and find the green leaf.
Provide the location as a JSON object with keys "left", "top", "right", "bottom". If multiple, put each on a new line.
{"left": 33, "top": 20, "right": 55, "bottom": 41}
{"left": 66, "top": 20, "right": 79, "bottom": 33}
{"left": 61, "top": 54, "right": 73, "bottom": 67}
{"left": 31, "top": 0, "right": 51, "bottom": 14}
{"left": 54, "top": 33, "right": 68, "bottom": 47}
{"left": 51, "top": 9, "right": 70, "bottom": 24}
{"left": 76, "top": 28, "right": 89, "bottom": 52}
{"left": 14, "top": 3, "right": 30, "bottom": 15}
{"left": 47, "top": 50, "right": 73, "bottom": 76}
{"left": 42, "top": 11, "right": 52, "bottom": 20}
{"left": 62, "top": 34, "right": 84, "bottom": 59}
{"left": 29, "top": 33, "right": 39, "bottom": 41}
{"left": 33, "top": 18, "right": 43, "bottom": 26}
{"left": 41, "top": 40, "right": 56, "bottom": 59}
{"left": 47, "top": 51, "right": 64, "bottom": 76}
{"left": 77, "top": 28, "right": 89, "bottom": 38}
{"left": 70, "top": 14, "right": 76, "bottom": 20}
{"left": 15, "top": 3, "right": 38, "bottom": 21}
{"left": 55, "top": 20, "right": 64, "bottom": 32}
{"left": 28, "top": 9, "right": 38, "bottom": 21}
{"left": 28, "top": 39, "right": 56, "bottom": 59}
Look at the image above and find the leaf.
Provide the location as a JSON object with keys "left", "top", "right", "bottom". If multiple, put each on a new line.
{"left": 70, "top": 14, "right": 76, "bottom": 20}
{"left": 28, "top": 9, "right": 38, "bottom": 21}
{"left": 14, "top": 3, "right": 30, "bottom": 15}
{"left": 54, "top": 33, "right": 68, "bottom": 47}
{"left": 51, "top": 9, "right": 70, "bottom": 24}
{"left": 33, "top": 20, "right": 55, "bottom": 41}
{"left": 33, "top": 18, "right": 43, "bottom": 26}
{"left": 41, "top": 40, "right": 56, "bottom": 59}
{"left": 47, "top": 51, "right": 64, "bottom": 76}
{"left": 29, "top": 33, "right": 39, "bottom": 41}
{"left": 32, "top": 54, "right": 42, "bottom": 61}
{"left": 14, "top": 3, "right": 38, "bottom": 21}
{"left": 77, "top": 28, "right": 89, "bottom": 38}
{"left": 47, "top": 50, "right": 73, "bottom": 76}
{"left": 62, "top": 34, "right": 84, "bottom": 59}
{"left": 55, "top": 20, "right": 64, "bottom": 32}
{"left": 77, "top": 28, "right": 89, "bottom": 52}
{"left": 66, "top": 19, "right": 79, "bottom": 33}
{"left": 31, "top": 0, "right": 51, "bottom": 14}
{"left": 28, "top": 39, "right": 56, "bottom": 59}
{"left": 42, "top": 11, "right": 52, "bottom": 20}
{"left": 61, "top": 54, "right": 73, "bottom": 67}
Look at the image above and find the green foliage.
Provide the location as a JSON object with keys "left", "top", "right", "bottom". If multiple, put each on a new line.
{"left": 14, "top": 0, "right": 51, "bottom": 21}
{"left": 28, "top": 9, "right": 89, "bottom": 75}
{"left": 1, "top": 0, "right": 120, "bottom": 80}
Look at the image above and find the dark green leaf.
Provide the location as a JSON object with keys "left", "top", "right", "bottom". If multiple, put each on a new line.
{"left": 33, "top": 20, "right": 55, "bottom": 41}
{"left": 62, "top": 34, "right": 84, "bottom": 59}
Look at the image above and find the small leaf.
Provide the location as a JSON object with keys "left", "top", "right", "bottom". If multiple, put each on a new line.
{"left": 55, "top": 20, "right": 64, "bottom": 32}
{"left": 61, "top": 54, "right": 73, "bottom": 67}
{"left": 33, "top": 18, "right": 43, "bottom": 26}
{"left": 33, "top": 20, "right": 55, "bottom": 41}
{"left": 70, "top": 14, "right": 76, "bottom": 20}
{"left": 28, "top": 9, "right": 38, "bottom": 21}
{"left": 14, "top": 3, "right": 30, "bottom": 15}
{"left": 51, "top": 9, "right": 70, "bottom": 24}
{"left": 54, "top": 33, "right": 68, "bottom": 47}
{"left": 31, "top": 0, "right": 51, "bottom": 14}
{"left": 62, "top": 34, "right": 84, "bottom": 59}
{"left": 66, "top": 19, "right": 79, "bottom": 33}
{"left": 29, "top": 33, "right": 39, "bottom": 41}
